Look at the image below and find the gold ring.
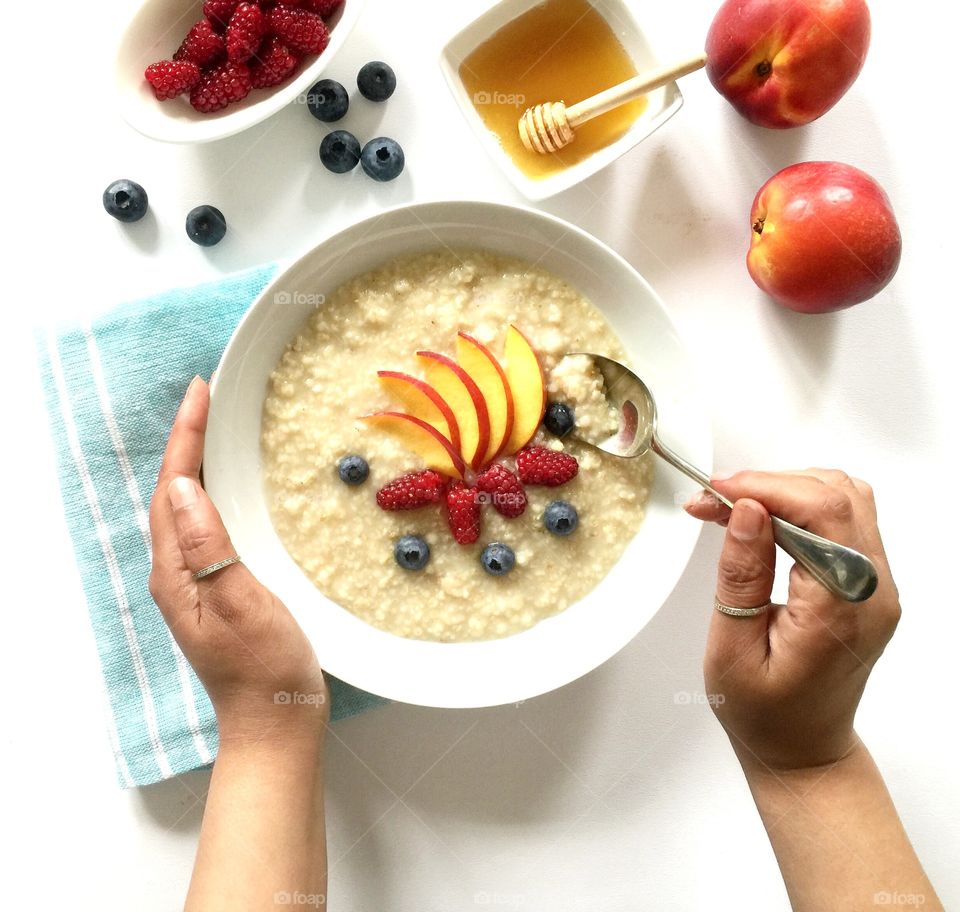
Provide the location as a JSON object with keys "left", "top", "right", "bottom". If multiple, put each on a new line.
{"left": 193, "top": 556, "right": 242, "bottom": 581}
{"left": 714, "top": 598, "right": 771, "bottom": 618}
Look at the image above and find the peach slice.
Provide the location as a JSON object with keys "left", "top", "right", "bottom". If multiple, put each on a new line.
{"left": 416, "top": 351, "right": 491, "bottom": 472}
{"left": 502, "top": 324, "right": 546, "bottom": 455}
{"left": 377, "top": 371, "right": 462, "bottom": 455}
{"left": 361, "top": 412, "right": 465, "bottom": 479}
{"left": 455, "top": 332, "right": 515, "bottom": 465}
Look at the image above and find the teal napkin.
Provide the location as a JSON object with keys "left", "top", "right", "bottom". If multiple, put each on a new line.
{"left": 36, "top": 264, "right": 386, "bottom": 788}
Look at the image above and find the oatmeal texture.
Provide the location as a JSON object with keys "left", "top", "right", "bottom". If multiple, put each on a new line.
{"left": 261, "top": 249, "right": 653, "bottom": 642}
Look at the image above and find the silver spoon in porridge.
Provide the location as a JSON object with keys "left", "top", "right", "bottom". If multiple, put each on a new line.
{"left": 558, "top": 353, "right": 879, "bottom": 603}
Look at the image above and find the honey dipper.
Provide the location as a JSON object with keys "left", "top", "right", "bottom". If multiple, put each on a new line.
{"left": 518, "top": 53, "right": 707, "bottom": 154}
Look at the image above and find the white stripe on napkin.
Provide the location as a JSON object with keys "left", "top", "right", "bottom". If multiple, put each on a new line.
{"left": 46, "top": 332, "right": 174, "bottom": 780}
{"left": 84, "top": 327, "right": 214, "bottom": 767}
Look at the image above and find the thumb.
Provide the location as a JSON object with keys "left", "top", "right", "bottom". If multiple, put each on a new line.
{"left": 167, "top": 476, "right": 248, "bottom": 588}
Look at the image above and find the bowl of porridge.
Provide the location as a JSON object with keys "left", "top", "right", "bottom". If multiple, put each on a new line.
{"left": 204, "top": 201, "right": 711, "bottom": 707}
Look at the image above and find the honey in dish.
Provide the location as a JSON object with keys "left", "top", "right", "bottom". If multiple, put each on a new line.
{"left": 459, "top": 0, "right": 648, "bottom": 180}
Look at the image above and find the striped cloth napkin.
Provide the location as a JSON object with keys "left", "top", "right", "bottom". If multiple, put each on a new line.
{"left": 36, "top": 264, "right": 386, "bottom": 788}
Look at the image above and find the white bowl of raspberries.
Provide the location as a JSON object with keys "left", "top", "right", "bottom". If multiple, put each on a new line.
{"left": 116, "top": 0, "right": 365, "bottom": 143}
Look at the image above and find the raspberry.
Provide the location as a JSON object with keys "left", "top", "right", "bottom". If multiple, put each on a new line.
{"left": 476, "top": 464, "right": 527, "bottom": 518}
{"left": 174, "top": 19, "right": 226, "bottom": 68}
{"left": 445, "top": 482, "right": 481, "bottom": 545}
{"left": 267, "top": 6, "right": 330, "bottom": 55}
{"left": 204, "top": 0, "right": 241, "bottom": 30}
{"left": 516, "top": 447, "right": 579, "bottom": 487}
{"left": 189, "top": 61, "right": 252, "bottom": 112}
{"left": 249, "top": 36, "right": 300, "bottom": 87}
{"left": 144, "top": 59, "right": 201, "bottom": 100}
{"left": 300, "top": 0, "right": 343, "bottom": 16}
{"left": 226, "top": 3, "right": 265, "bottom": 62}
{"left": 376, "top": 471, "right": 446, "bottom": 511}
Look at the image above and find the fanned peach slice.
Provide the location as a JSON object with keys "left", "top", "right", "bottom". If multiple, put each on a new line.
{"left": 416, "top": 351, "right": 490, "bottom": 472}
{"left": 503, "top": 325, "right": 547, "bottom": 455}
{"left": 455, "top": 332, "right": 514, "bottom": 465}
{"left": 361, "top": 412, "right": 465, "bottom": 479}
{"left": 377, "top": 371, "right": 462, "bottom": 455}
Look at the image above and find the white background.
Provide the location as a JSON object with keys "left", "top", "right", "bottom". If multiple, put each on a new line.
{"left": 3, "top": 0, "right": 958, "bottom": 908}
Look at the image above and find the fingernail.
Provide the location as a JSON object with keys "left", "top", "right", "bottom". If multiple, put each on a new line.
{"left": 730, "top": 502, "right": 763, "bottom": 541}
{"left": 168, "top": 477, "right": 198, "bottom": 511}
{"left": 187, "top": 375, "right": 202, "bottom": 395}
{"left": 683, "top": 490, "right": 711, "bottom": 511}
{"left": 711, "top": 471, "right": 735, "bottom": 483}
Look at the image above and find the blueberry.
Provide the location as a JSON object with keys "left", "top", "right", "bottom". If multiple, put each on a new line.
{"left": 544, "top": 501, "right": 579, "bottom": 536}
{"left": 480, "top": 542, "right": 516, "bottom": 576}
{"left": 357, "top": 61, "right": 396, "bottom": 101}
{"left": 394, "top": 535, "right": 430, "bottom": 571}
{"left": 185, "top": 205, "right": 227, "bottom": 247}
{"left": 103, "top": 179, "right": 148, "bottom": 223}
{"left": 544, "top": 401, "right": 575, "bottom": 438}
{"left": 361, "top": 137, "right": 404, "bottom": 182}
{"left": 320, "top": 130, "right": 361, "bottom": 173}
{"left": 307, "top": 79, "right": 349, "bottom": 122}
{"left": 337, "top": 454, "right": 369, "bottom": 485}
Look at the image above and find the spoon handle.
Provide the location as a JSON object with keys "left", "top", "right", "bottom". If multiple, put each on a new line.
{"left": 651, "top": 437, "right": 879, "bottom": 603}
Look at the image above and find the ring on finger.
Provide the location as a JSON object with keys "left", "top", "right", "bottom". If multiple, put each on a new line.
{"left": 714, "top": 598, "right": 771, "bottom": 618}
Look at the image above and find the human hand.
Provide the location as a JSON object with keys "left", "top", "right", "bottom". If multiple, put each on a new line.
{"left": 685, "top": 469, "right": 900, "bottom": 772}
{"left": 148, "top": 377, "right": 328, "bottom": 747}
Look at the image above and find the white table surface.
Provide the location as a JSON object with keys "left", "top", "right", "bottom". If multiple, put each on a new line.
{"left": 3, "top": 0, "right": 958, "bottom": 908}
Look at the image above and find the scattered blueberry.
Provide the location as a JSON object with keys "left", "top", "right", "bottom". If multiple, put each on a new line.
{"left": 320, "top": 130, "right": 362, "bottom": 173}
{"left": 361, "top": 137, "right": 404, "bottom": 182}
{"left": 185, "top": 205, "right": 227, "bottom": 247}
{"left": 544, "top": 401, "right": 575, "bottom": 438}
{"left": 357, "top": 61, "right": 396, "bottom": 101}
{"left": 337, "top": 454, "right": 369, "bottom": 485}
{"left": 307, "top": 79, "right": 349, "bottom": 122}
{"left": 103, "top": 179, "right": 148, "bottom": 223}
{"left": 544, "top": 501, "right": 579, "bottom": 536}
{"left": 394, "top": 535, "right": 430, "bottom": 571}
{"left": 480, "top": 542, "right": 516, "bottom": 576}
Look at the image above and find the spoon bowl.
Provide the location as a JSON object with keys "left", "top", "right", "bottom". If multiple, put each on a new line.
{"left": 559, "top": 353, "right": 880, "bottom": 603}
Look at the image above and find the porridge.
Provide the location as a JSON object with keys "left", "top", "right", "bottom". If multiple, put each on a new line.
{"left": 261, "top": 249, "right": 653, "bottom": 642}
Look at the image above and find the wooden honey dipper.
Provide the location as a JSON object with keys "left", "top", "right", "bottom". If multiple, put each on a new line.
{"left": 518, "top": 53, "right": 707, "bottom": 154}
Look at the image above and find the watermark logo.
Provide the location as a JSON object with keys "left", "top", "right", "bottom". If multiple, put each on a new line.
{"left": 274, "top": 691, "right": 327, "bottom": 707}
{"left": 874, "top": 892, "right": 926, "bottom": 906}
{"left": 473, "top": 90, "right": 526, "bottom": 107}
{"left": 474, "top": 891, "right": 523, "bottom": 907}
{"left": 275, "top": 891, "right": 326, "bottom": 907}
{"left": 476, "top": 491, "right": 526, "bottom": 510}
{"left": 673, "top": 691, "right": 725, "bottom": 707}
{"left": 274, "top": 291, "right": 326, "bottom": 307}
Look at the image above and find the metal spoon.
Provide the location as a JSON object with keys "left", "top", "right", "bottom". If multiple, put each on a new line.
{"left": 559, "top": 354, "right": 879, "bottom": 603}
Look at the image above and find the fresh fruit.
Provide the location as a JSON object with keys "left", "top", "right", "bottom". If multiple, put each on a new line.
{"left": 480, "top": 542, "right": 516, "bottom": 576}
{"left": 307, "top": 78, "right": 349, "bottom": 121}
{"left": 267, "top": 5, "right": 330, "bottom": 55}
{"left": 377, "top": 371, "right": 461, "bottom": 453}
{"left": 445, "top": 482, "right": 481, "bottom": 545}
{"left": 185, "top": 205, "right": 228, "bottom": 246}
{"left": 189, "top": 60, "right": 252, "bottom": 112}
{"left": 337, "top": 455, "right": 369, "bottom": 486}
{"left": 516, "top": 446, "right": 579, "bottom": 487}
{"left": 363, "top": 412, "right": 466, "bottom": 479}
{"left": 320, "top": 130, "right": 362, "bottom": 173}
{"left": 175, "top": 19, "right": 226, "bottom": 68}
{"left": 394, "top": 535, "right": 430, "bottom": 571}
{"left": 476, "top": 465, "right": 527, "bottom": 519}
{"left": 145, "top": 60, "right": 202, "bottom": 100}
{"left": 357, "top": 61, "right": 396, "bottom": 101}
{"left": 706, "top": 0, "right": 871, "bottom": 129}
{"left": 748, "top": 161, "right": 902, "bottom": 313}
{"left": 301, "top": 0, "right": 344, "bottom": 16}
{"left": 544, "top": 401, "right": 574, "bottom": 438}
{"left": 502, "top": 325, "right": 546, "bottom": 454}
{"left": 544, "top": 501, "right": 578, "bottom": 536}
{"left": 416, "top": 352, "right": 489, "bottom": 472}
{"left": 203, "top": 0, "right": 241, "bottom": 31}
{"left": 225, "top": 3, "right": 265, "bottom": 62}
{"left": 455, "top": 332, "right": 514, "bottom": 464}
{"left": 376, "top": 470, "right": 445, "bottom": 510}
{"left": 249, "top": 37, "right": 300, "bottom": 88}
{"left": 103, "top": 180, "right": 149, "bottom": 223}
{"left": 360, "top": 137, "right": 405, "bottom": 182}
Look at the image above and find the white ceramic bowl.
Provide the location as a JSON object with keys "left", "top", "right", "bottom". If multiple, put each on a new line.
{"left": 439, "top": 0, "right": 684, "bottom": 201}
{"left": 204, "top": 201, "right": 711, "bottom": 707}
{"left": 116, "top": 0, "right": 365, "bottom": 143}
